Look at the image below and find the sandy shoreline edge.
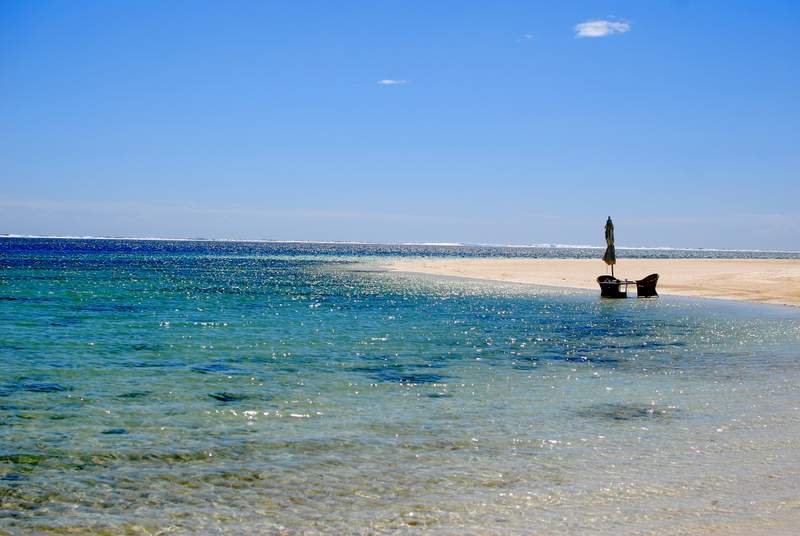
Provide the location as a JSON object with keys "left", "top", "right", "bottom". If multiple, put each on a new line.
{"left": 378, "top": 258, "right": 800, "bottom": 307}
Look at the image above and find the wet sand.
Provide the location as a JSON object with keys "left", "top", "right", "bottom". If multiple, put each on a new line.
{"left": 381, "top": 258, "right": 800, "bottom": 307}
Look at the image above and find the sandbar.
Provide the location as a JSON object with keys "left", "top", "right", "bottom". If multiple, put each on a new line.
{"left": 380, "top": 258, "right": 800, "bottom": 307}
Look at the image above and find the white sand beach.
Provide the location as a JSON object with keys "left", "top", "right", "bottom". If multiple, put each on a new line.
{"left": 381, "top": 258, "right": 800, "bottom": 307}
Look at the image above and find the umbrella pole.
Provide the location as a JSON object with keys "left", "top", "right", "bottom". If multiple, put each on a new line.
{"left": 611, "top": 265, "right": 614, "bottom": 278}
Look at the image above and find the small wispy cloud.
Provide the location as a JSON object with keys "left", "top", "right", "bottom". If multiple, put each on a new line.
{"left": 377, "top": 79, "right": 408, "bottom": 85}
{"left": 518, "top": 33, "right": 533, "bottom": 42}
{"left": 574, "top": 19, "right": 630, "bottom": 38}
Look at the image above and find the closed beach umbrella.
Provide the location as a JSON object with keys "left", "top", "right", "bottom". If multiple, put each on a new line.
{"left": 603, "top": 216, "right": 616, "bottom": 277}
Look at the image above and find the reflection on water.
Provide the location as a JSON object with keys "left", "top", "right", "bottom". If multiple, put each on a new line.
{"left": 1, "top": 239, "right": 799, "bottom": 534}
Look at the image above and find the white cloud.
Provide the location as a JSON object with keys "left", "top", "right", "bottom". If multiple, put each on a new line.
{"left": 574, "top": 19, "right": 630, "bottom": 38}
{"left": 377, "top": 79, "right": 408, "bottom": 85}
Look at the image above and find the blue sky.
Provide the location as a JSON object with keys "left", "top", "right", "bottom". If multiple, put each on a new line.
{"left": 1, "top": 1, "right": 798, "bottom": 249}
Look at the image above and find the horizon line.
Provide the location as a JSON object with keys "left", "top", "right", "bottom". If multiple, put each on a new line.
{"left": 2, "top": 234, "right": 799, "bottom": 255}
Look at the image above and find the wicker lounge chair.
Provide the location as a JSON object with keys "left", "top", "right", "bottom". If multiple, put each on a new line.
{"left": 635, "top": 274, "right": 659, "bottom": 298}
{"left": 597, "top": 275, "right": 627, "bottom": 299}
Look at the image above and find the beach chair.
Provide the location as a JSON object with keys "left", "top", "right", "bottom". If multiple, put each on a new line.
{"left": 635, "top": 274, "right": 659, "bottom": 298}
{"left": 597, "top": 275, "right": 627, "bottom": 299}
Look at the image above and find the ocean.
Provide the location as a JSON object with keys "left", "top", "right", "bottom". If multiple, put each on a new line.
{"left": 1, "top": 238, "right": 799, "bottom": 534}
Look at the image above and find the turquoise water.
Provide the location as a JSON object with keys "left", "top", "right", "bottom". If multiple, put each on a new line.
{"left": 2, "top": 239, "right": 800, "bottom": 534}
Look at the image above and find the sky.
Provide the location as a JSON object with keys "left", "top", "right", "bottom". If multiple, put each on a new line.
{"left": 1, "top": 1, "right": 798, "bottom": 249}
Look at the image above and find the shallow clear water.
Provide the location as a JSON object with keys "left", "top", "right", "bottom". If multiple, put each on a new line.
{"left": 1, "top": 239, "right": 799, "bottom": 534}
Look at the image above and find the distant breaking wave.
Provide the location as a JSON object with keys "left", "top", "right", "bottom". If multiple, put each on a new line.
{"left": 1, "top": 234, "right": 798, "bottom": 254}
